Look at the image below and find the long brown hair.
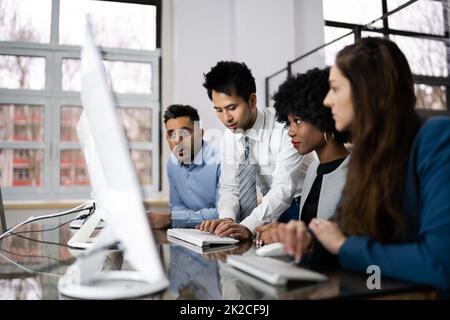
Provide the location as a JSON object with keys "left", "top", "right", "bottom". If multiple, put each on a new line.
{"left": 336, "top": 37, "right": 420, "bottom": 242}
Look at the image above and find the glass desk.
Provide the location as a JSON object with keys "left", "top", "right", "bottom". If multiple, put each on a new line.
{"left": 0, "top": 218, "right": 437, "bottom": 300}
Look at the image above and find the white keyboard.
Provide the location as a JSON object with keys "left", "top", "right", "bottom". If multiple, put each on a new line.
{"left": 167, "top": 235, "right": 239, "bottom": 254}
{"left": 227, "top": 255, "right": 327, "bottom": 285}
{"left": 167, "top": 228, "right": 239, "bottom": 247}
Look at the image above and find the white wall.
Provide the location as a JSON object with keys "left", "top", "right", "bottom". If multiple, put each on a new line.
{"left": 293, "top": 0, "right": 326, "bottom": 73}
{"left": 169, "top": 0, "right": 297, "bottom": 125}
{"left": 234, "top": 0, "right": 296, "bottom": 106}
{"left": 161, "top": 0, "right": 325, "bottom": 196}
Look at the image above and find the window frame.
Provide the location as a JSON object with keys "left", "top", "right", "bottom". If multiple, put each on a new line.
{"left": 323, "top": 0, "right": 450, "bottom": 112}
{"left": 0, "top": 0, "right": 161, "bottom": 200}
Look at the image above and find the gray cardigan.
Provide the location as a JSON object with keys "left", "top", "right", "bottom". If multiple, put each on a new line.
{"left": 299, "top": 155, "right": 350, "bottom": 220}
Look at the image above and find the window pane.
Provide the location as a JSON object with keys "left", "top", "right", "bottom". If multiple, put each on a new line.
{"left": 388, "top": 0, "right": 445, "bottom": 35}
{"left": 61, "top": 106, "right": 82, "bottom": 142}
{"left": 62, "top": 58, "right": 152, "bottom": 94}
{"left": 415, "top": 84, "right": 447, "bottom": 110}
{"left": 61, "top": 59, "right": 81, "bottom": 92}
{"left": 131, "top": 150, "right": 151, "bottom": 186}
{"left": 323, "top": 29, "right": 383, "bottom": 67}
{"left": 59, "top": 149, "right": 151, "bottom": 186}
{"left": 119, "top": 108, "right": 152, "bottom": 143}
{"left": 0, "top": 55, "right": 45, "bottom": 90}
{"left": 323, "top": 0, "right": 383, "bottom": 27}
{"left": 60, "top": 150, "right": 89, "bottom": 186}
{"left": 391, "top": 36, "right": 448, "bottom": 77}
{"left": 65, "top": 150, "right": 152, "bottom": 186}
{"left": 61, "top": 105, "right": 152, "bottom": 143}
{"left": 0, "top": 149, "right": 43, "bottom": 187}
{"left": 60, "top": 149, "right": 151, "bottom": 187}
{"left": 59, "top": 0, "right": 157, "bottom": 50}
{"left": 324, "top": 27, "right": 355, "bottom": 66}
{"left": 0, "top": 104, "right": 44, "bottom": 142}
{"left": 0, "top": 0, "right": 51, "bottom": 43}
{"left": 106, "top": 60, "right": 152, "bottom": 94}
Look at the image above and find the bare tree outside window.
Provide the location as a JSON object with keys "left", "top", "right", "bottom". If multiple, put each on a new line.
{"left": 0, "top": 0, "right": 50, "bottom": 43}
{"left": 0, "top": 0, "right": 160, "bottom": 199}
{"left": 322, "top": 0, "right": 450, "bottom": 111}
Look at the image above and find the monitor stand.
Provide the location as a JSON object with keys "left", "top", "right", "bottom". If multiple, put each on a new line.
{"left": 70, "top": 218, "right": 105, "bottom": 230}
{"left": 59, "top": 227, "right": 168, "bottom": 299}
{"left": 69, "top": 199, "right": 105, "bottom": 231}
{"left": 67, "top": 204, "right": 104, "bottom": 250}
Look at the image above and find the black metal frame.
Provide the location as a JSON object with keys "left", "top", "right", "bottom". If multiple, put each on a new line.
{"left": 265, "top": 0, "right": 450, "bottom": 115}
{"left": 97, "top": 0, "right": 162, "bottom": 48}
{"left": 0, "top": 187, "right": 6, "bottom": 233}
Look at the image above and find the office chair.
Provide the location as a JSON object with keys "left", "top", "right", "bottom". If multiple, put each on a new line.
{"left": 0, "top": 187, "right": 6, "bottom": 233}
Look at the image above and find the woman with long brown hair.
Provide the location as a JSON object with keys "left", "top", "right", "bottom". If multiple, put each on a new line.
{"left": 273, "top": 37, "right": 450, "bottom": 290}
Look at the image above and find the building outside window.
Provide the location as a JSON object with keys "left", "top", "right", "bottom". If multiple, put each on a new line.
{"left": 0, "top": 0, "right": 161, "bottom": 200}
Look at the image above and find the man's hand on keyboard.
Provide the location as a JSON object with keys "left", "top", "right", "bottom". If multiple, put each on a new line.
{"left": 197, "top": 218, "right": 234, "bottom": 233}
{"left": 215, "top": 221, "right": 252, "bottom": 240}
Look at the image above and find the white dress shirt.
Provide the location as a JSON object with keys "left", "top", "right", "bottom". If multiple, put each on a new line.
{"left": 218, "top": 106, "right": 314, "bottom": 234}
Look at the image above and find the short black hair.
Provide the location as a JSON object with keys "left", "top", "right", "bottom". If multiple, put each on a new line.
{"left": 203, "top": 61, "right": 256, "bottom": 102}
{"left": 163, "top": 104, "right": 200, "bottom": 124}
{"left": 273, "top": 67, "right": 348, "bottom": 144}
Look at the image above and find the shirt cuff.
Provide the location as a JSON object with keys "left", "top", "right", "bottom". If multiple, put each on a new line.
{"left": 170, "top": 210, "right": 188, "bottom": 228}
{"left": 219, "top": 209, "right": 237, "bottom": 221}
{"left": 240, "top": 214, "right": 261, "bottom": 236}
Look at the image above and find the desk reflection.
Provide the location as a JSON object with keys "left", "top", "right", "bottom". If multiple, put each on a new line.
{"left": 0, "top": 221, "right": 437, "bottom": 300}
{"left": 166, "top": 239, "right": 264, "bottom": 300}
{"left": 168, "top": 245, "right": 221, "bottom": 299}
{"left": 0, "top": 276, "right": 42, "bottom": 299}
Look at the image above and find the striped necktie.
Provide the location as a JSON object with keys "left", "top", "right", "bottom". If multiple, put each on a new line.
{"left": 238, "top": 136, "right": 257, "bottom": 222}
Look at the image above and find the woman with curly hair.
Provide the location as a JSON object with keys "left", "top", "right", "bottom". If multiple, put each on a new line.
{"left": 256, "top": 68, "right": 349, "bottom": 246}
{"left": 274, "top": 37, "right": 450, "bottom": 292}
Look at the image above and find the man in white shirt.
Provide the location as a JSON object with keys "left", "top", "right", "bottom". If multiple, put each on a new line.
{"left": 198, "top": 61, "right": 313, "bottom": 240}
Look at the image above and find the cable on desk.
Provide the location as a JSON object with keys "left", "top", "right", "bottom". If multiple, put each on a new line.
{"left": 7, "top": 208, "right": 94, "bottom": 237}
{"left": 5, "top": 232, "right": 79, "bottom": 248}
{"left": 0, "top": 202, "right": 95, "bottom": 240}
{"left": 0, "top": 201, "right": 95, "bottom": 241}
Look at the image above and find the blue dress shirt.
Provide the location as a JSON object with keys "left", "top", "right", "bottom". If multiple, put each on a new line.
{"left": 168, "top": 142, "right": 221, "bottom": 228}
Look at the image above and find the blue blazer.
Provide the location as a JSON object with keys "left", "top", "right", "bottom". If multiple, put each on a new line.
{"left": 339, "top": 117, "right": 450, "bottom": 290}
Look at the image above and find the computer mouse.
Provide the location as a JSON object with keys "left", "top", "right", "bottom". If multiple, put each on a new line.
{"left": 255, "top": 242, "right": 289, "bottom": 257}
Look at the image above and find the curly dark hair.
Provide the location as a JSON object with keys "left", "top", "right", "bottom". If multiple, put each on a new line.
{"left": 203, "top": 61, "right": 256, "bottom": 102}
{"left": 272, "top": 67, "right": 348, "bottom": 144}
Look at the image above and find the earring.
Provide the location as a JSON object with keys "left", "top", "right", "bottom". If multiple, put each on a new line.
{"left": 323, "top": 132, "right": 329, "bottom": 143}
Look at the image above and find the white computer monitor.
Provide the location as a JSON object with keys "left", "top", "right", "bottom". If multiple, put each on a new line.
{"left": 68, "top": 118, "right": 106, "bottom": 234}
{"left": 58, "top": 19, "right": 168, "bottom": 299}
{"left": 65, "top": 113, "right": 107, "bottom": 251}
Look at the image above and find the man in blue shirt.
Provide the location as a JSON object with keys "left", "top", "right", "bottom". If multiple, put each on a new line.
{"left": 148, "top": 104, "right": 221, "bottom": 228}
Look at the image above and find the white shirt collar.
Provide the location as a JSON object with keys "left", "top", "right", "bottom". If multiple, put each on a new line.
{"left": 233, "top": 107, "right": 266, "bottom": 142}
